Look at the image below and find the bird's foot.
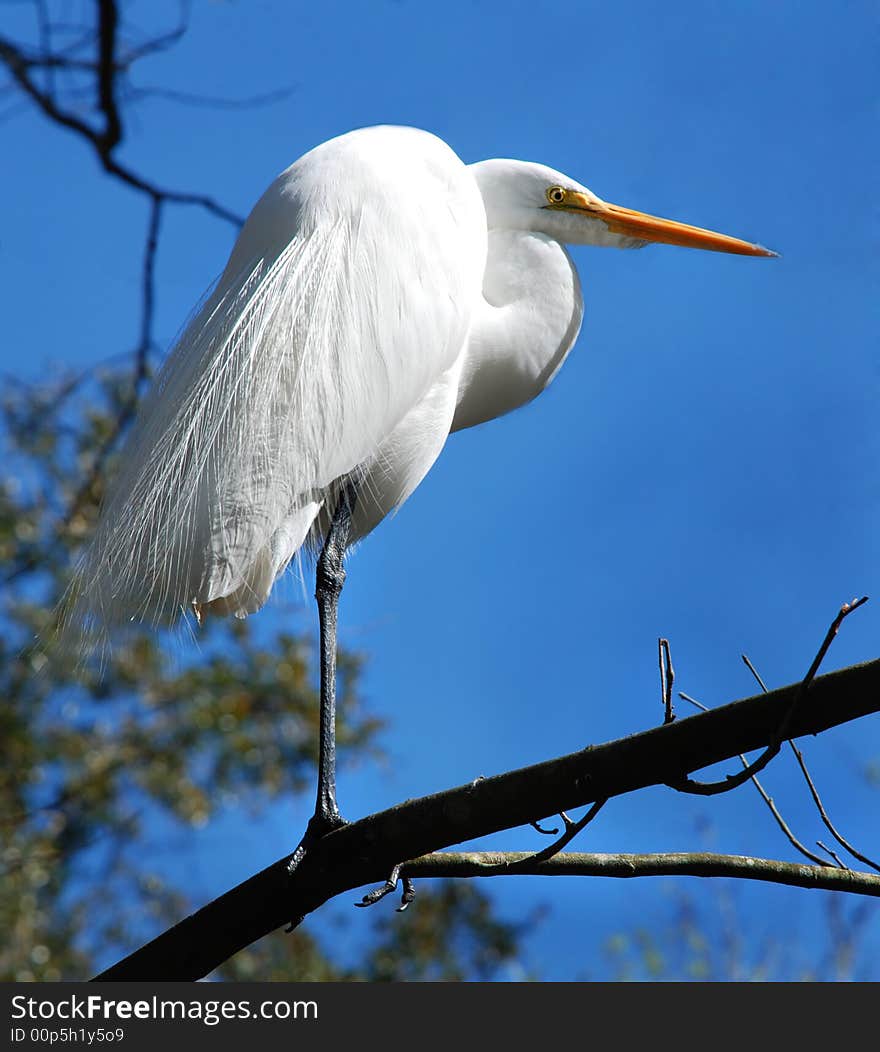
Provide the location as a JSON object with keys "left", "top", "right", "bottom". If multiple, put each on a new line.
{"left": 306, "top": 807, "right": 348, "bottom": 840}
{"left": 286, "top": 808, "right": 348, "bottom": 878}
{"left": 355, "top": 863, "right": 416, "bottom": 912}
{"left": 284, "top": 809, "right": 349, "bottom": 932}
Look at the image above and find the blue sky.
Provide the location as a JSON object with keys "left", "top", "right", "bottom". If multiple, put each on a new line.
{"left": 3, "top": 1, "right": 878, "bottom": 978}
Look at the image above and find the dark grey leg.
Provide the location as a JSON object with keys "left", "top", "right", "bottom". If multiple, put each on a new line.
{"left": 310, "top": 480, "right": 358, "bottom": 835}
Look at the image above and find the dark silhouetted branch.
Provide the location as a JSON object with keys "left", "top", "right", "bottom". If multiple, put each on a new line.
{"left": 94, "top": 658, "right": 880, "bottom": 980}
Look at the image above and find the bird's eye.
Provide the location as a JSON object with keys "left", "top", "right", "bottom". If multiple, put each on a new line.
{"left": 546, "top": 186, "right": 566, "bottom": 205}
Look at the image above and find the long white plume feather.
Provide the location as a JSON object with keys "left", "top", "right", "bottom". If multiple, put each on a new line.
{"left": 65, "top": 225, "right": 343, "bottom": 635}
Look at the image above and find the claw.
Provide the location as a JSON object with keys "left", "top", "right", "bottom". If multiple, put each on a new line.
{"left": 355, "top": 863, "right": 415, "bottom": 911}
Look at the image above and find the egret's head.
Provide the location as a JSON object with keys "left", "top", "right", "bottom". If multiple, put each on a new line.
{"left": 469, "top": 158, "right": 775, "bottom": 256}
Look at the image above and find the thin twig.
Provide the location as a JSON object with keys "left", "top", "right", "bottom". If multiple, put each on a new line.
{"left": 669, "top": 598, "right": 868, "bottom": 796}
{"left": 791, "top": 741, "right": 880, "bottom": 874}
{"left": 679, "top": 692, "right": 831, "bottom": 867}
{"left": 118, "top": 16, "right": 189, "bottom": 68}
{"left": 816, "top": 842, "right": 848, "bottom": 869}
{"left": 659, "top": 637, "right": 675, "bottom": 724}
{"left": 482, "top": 800, "right": 608, "bottom": 876}
{"left": 745, "top": 640, "right": 880, "bottom": 875}
{"left": 802, "top": 597, "right": 869, "bottom": 686}
{"left": 35, "top": 0, "right": 54, "bottom": 97}
{"left": 741, "top": 653, "right": 769, "bottom": 693}
{"left": 129, "top": 84, "right": 295, "bottom": 110}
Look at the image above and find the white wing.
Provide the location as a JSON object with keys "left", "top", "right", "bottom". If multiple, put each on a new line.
{"left": 68, "top": 126, "right": 486, "bottom": 635}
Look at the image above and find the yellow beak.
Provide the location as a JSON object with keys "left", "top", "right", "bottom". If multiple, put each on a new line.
{"left": 564, "top": 190, "right": 777, "bottom": 257}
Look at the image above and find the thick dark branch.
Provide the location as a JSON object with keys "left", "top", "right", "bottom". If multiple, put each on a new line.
{"left": 94, "top": 658, "right": 880, "bottom": 981}
{"left": 137, "top": 195, "right": 162, "bottom": 371}
{"left": 403, "top": 852, "right": 880, "bottom": 897}
{"left": 97, "top": 0, "right": 121, "bottom": 150}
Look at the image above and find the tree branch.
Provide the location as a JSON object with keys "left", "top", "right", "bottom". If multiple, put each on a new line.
{"left": 0, "top": 19, "right": 242, "bottom": 226}
{"left": 402, "top": 852, "right": 880, "bottom": 897}
{"left": 94, "top": 657, "right": 880, "bottom": 980}
{"left": 96, "top": 0, "right": 122, "bottom": 150}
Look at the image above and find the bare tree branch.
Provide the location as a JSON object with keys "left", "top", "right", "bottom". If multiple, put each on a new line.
{"left": 402, "top": 851, "right": 880, "bottom": 897}
{"left": 0, "top": 13, "right": 242, "bottom": 225}
{"left": 659, "top": 637, "right": 675, "bottom": 724}
{"left": 96, "top": 0, "right": 121, "bottom": 150}
{"left": 94, "top": 657, "right": 880, "bottom": 980}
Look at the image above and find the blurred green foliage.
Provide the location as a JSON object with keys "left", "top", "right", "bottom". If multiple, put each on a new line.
{"left": 601, "top": 884, "right": 876, "bottom": 982}
{"left": 0, "top": 368, "right": 530, "bottom": 980}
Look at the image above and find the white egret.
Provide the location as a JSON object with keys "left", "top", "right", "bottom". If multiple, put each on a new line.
{"left": 66, "top": 125, "right": 774, "bottom": 837}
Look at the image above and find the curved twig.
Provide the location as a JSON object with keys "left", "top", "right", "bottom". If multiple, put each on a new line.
{"left": 668, "top": 598, "right": 868, "bottom": 795}
{"left": 678, "top": 691, "right": 831, "bottom": 867}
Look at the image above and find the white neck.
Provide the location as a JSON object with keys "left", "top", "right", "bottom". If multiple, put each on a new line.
{"left": 451, "top": 229, "right": 583, "bottom": 432}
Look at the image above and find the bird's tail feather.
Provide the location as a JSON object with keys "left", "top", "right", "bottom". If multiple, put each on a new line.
{"left": 57, "top": 219, "right": 351, "bottom": 654}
